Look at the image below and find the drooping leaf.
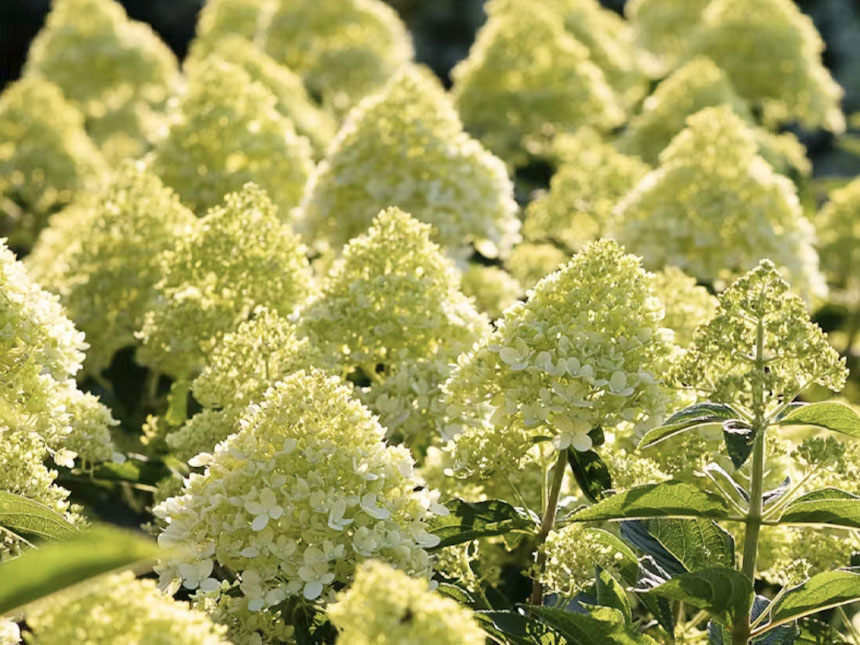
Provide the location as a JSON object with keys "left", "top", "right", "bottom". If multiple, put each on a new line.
{"left": 778, "top": 488, "right": 860, "bottom": 529}
{"left": 0, "top": 524, "right": 159, "bottom": 615}
{"left": 776, "top": 402, "right": 860, "bottom": 440}
{"left": 723, "top": 419, "right": 755, "bottom": 469}
{"left": 633, "top": 557, "right": 676, "bottom": 636}
{"left": 569, "top": 481, "right": 736, "bottom": 523}
{"left": 757, "top": 569, "right": 860, "bottom": 635}
{"left": 763, "top": 478, "right": 792, "bottom": 508}
{"left": 429, "top": 499, "right": 535, "bottom": 549}
{"left": 639, "top": 403, "right": 739, "bottom": 449}
{"left": 529, "top": 605, "right": 659, "bottom": 645}
{"left": 0, "top": 490, "right": 77, "bottom": 541}
{"left": 586, "top": 529, "right": 641, "bottom": 585}
{"left": 568, "top": 449, "right": 612, "bottom": 503}
{"left": 596, "top": 567, "right": 632, "bottom": 623}
{"left": 620, "top": 521, "right": 687, "bottom": 577}
{"left": 646, "top": 518, "right": 735, "bottom": 572}
{"left": 644, "top": 567, "right": 753, "bottom": 627}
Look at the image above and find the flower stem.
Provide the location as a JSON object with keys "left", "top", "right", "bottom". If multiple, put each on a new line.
{"left": 529, "top": 448, "right": 568, "bottom": 607}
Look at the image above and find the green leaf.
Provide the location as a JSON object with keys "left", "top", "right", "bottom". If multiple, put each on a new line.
{"left": 0, "top": 490, "right": 77, "bottom": 541}
{"left": 475, "top": 610, "right": 558, "bottom": 645}
{"left": 568, "top": 449, "right": 613, "bottom": 504}
{"left": 795, "top": 617, "right": 849, "bottom": 644}
{"left": 569, "top": 481, "right": 736, "bottom": 523}
{"left": 723, "top": 420, "right": 755, "bottom": 469}
{"left": 778, "top": 488, "right": 860, "bottom": 529}
{"left": 429, "top": 499, "right": 535, "bottom": 549}
{"left": 90, "top": 457, "right": 170, "bottom": 486}
{"left": 164, "top": 379, "right": 191, "bottom": 427}
{"left": 639, "top": 403, "right": 738, "bottom": 449}
{"left": 645, "top": 567, "right": 753, "bottom": 627}
{"left": 596, "top": 567, "right": 632, "bottom": 623}
{"left": 529, "top": 606, "right": 659, "bottom": 645}
{"left": 757, "top": 569, "right": 860, "bottom": 636}
{"left": 0, "top": 524, "right": 159, "bottom": 615}
{"left": 776, "top": 402, "right": 860, "bottom": 440}
{"left": 646, "top": 518, "right": 735, "bottom": 572}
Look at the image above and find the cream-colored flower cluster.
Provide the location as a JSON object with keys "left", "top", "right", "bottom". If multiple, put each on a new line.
{"left": 651, "top": 266, "right": 718, "bottom": 349}
{"left": 151, "top": 58, "right": 313, "bottom": 216}
{"left": 452, "top": 0, "right": 623, "bottom": 165}
{"left": 677, "top": 260, "right": 848, "bottom": 414}
{"left": 460, "top": 264, "right": 523, "bottom": 321}
{"left": 817, "top": 176, "right": 860, "bottom": 308}
{"left": 28, "top": 161, "right": 196, "bottom": 375}
{"left": 24, "top": 0, "right": 179, "bottom": 160}
{"left": 444, "top": 240, "right": 678, "bottom": 477}
{"left": 155, "top": 370, "right": 446, "bottom": 617}
{"left": 328, "top": 561, "right": 486, "bottom": 645}
{"left": 299, "top": 67, "right": 519, "bottom": 259}
{"left": 0, "top": 79, "right": 104, "bottom": 249}
{"left": 25, "top": 572, "right": 229, "bottom": 645}
{"left": 625, "top": 0, "right": 709, "bottom": 72}
{"left": 614, "top": 106, "right": 825, "bottom": 300}
{"left": 138, "top": 183, "right": 313, "bottom": 380}
{"left": 194, "top": 0, "right": 412, "bottom": 115}
{"left": 299, "top": 208, "right": 490, "bottom": 446}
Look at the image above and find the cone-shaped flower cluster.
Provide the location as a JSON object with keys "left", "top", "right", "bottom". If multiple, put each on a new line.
{"left": 625, "top": 0, "right": 709, "bottom": 72}
{"left": 138, "top": 184, "right": 313, "bottom": 380}
{"left": 651, "top": 266, "right": 718, "bottom": 349}
{"left": 24, "top": 0, "right": 179, "bottom": 160}
{"left": 0, "top": 79, "right": 104, "bottom": 249}
{"left": 328, "top": 561, "right": 486, "bottom": 645}
{"left": 676, "top": 261, "right": 847, "bottom": 413}
{"left": 155, "top": 370, "right": 446, "bottom": 611}
{"left": 444, "top": 240, "right": 678, "bottom": 477}
{"left": 26, "top": 572, "right": 229, "bottom": 645}
{"left": 299, "top": 67, "right": 519, "bottom": 259}
{"left": 151, "top": 58, "right": 313, "bottom": 216}
{"left": 613, "top": 106, "right": 825, "bottom": 299}
{"left": 28, "top": 161, "right": 196, "bottom": 375}
{"left": 299, "top": 208, "right": 490, "bottom": 445}
{"left": 816, "top": 176, "right": 860, "bottom": 308}
{"left": 460, "top": 264, "right": 522, "bottom": 322}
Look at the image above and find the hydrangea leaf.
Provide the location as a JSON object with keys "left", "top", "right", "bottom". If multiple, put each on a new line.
{"left": 778, "top": 488, "right": 860, "bottom": 530}
{"left": 775, "top": 402, "right": 860, "bottom": 440}
{"left": 643, "top": 567, "right": 753, "bottom": 627}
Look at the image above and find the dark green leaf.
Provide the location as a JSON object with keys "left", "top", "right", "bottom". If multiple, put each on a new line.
{"left": 529, "top": 606, "right": 659, "bottom": 645}
{"left": 0, "top": 524, "right": 159, "bottom": 614}
{"left": 645, "top": 567, "right": 753, "bottom": 626}
{"left": 795, "top": 617, "right": 849, "bottom": 644}
{"left": 0, "top": 490, "right": 77, "bottom": 541}
{"left": 639, "top": 403, "right": 738, "bottom": 449}
{"left": 620, "top": 521, "right": 686, "bottom": 577}
{"left": 90, "top": 457, "right": 170, "bottom": 486}
{"left": 569, "top": 482, "right": 736, "bottom": 523}
{"left": 436, "top": 583, "right": 475, "bottom": 606}
{"left": 475, "top": 610, "right": 558, "bottom": 645}
{"left": 779, "top": 488, "right": 860, "bottom": 529}
{"left": 568, "top": 449, "right": 612, "bottom": 504}
{"left": 723, "top": 420, "right": 755, "bottom": 469}
{"left": 429, "top": 499, "right": 535, "bottom": 549}
{"left": 758, "top": 569, "right": 860, "bottom": 635}
{"left": 596, "top": 567, "right": 632, "bottom": 623}
{"left": 777, "top": 402, "right": 860, "bottom": 440}
{"left": 646, "top": 518, "right": 735, "bottom": 572}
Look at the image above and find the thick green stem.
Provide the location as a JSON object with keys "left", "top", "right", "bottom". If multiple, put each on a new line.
{"left": 529, "top": 448, "right": 568, "bottom": 607}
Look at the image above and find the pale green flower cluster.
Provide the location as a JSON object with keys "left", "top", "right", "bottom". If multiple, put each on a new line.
{"left": 758, "top": 525, "right": 858, "bottom": 587}
{"left": 524, "top": 129, "right": 650, "bottom": 253}
{"left": 651, "top": 266, "right": 718, "bottom": 349}
{"left": 298, "top": 67, "right": 520, "bottom": 259}
{"left": 625, "top": 0, "right": 709, "bottom": 73}
{"left": 536, "top": 525, "right": 630, "bottom": 599}
{"left": 0, "top": 78, "right": 104, "bottom": 248}
{"left": 613, "top": 106, "right": 825, "bottom": 300}
{"left": 451, "top": 0, "right": 624, "bottom": 166}
{"left": 0, "top": 620, "right": 18, "bottom": 645}
{"left": 444, "top": 240, "right": 678, "bottom": 477}
{"left": 817, "top": 176, "right": 860, "bottom": 308}
{"left": 138, "top": 183, "right": 314, "bottom": 380}
{"left": 460, "top": 264, "right": 522, "bottom": 321}
{"left": 194, "top": 0, "right": 413, "bottom": 115}
{"left": 691, "top": 0, "right": 845, "bottom": 133}
{"left": 25, "top": 572, "right": 229, "bottom": 645}
{"left": 28, "top": 161, "right": 196, "bottom": 375}
{"left": 299, "top": 208, "right": 490, "bottom": 446}
{"left": 505, "top": 242, "right": 568, "bottom": 291}
{"left": 167, "top": 309, "right": 313, "bottom": 461}
{"left": 677, "top": 260, "right": 847, "bottom": 414}
{"left": 328, "top": 560, "right": 486, "bottom": 645}
{"left": 150, "top": 58, "right": 313, "bottom": 216}
{"left": 155, "top": 370, "right": 446, "bottom": 618}
{"left": 185, "top": 36, "right": 336, "bottom": 158}
{"left": 24, "top": 0, "right": 179, "bottom": 160}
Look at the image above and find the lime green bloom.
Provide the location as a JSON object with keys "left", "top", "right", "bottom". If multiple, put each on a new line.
{"left": 691, "top": 0, "right": 844, "bottom": 132}
{"left": 524, "top": 129, "right": 650, "bottom": 254}
{"left": 505, "top": 242, "right": 568, "bottom": 291}
{"left": 299, "top": 67, "right": 519, "bottom": 259}
{"left": 28, "top": 161, "right": 196, "bottom": 375}
{"left": 460, "top": 264, "right": 523, "bottom": 321}
{"left": 194, "top": 0, "right": 413, "bottom": 116}
{"left": 613, "top": 106, "right": 825, "bottom": 300}
{"left": 328, "top": 561, "right": 486, "bottom": 645}
{"left": 185, "top": 36, "right": 336, "bottom": 158}
{"left": 155, "top": 370, "right": 446, "bottom": 619}
{"left": 151, "top": 58, "right": 313, "bottom": 216}
{"left": 625, "top": 0, "right": 709, "bottom": 73}
{"left": 652, "top": 266, "right": 718, "bottom": 349}
{"left": 138, "top": 183, "right": 313, "bottom": 380}
{"left": 26, "top": 572, "right": 229, "bottom": 645}
{"left": 24, "top": 0, "right": 179, "bottom": 160}
{"left": 451, "top": 0, "right": 624, "bottom": 166}
{"left": 817, "top": 176, "right": 860, "bottom": 309}
{"left": 444, "top": 240, "right": 679, "bottom": 477}
{"left": 676, "top": 260, "right": 847, "bottom": 414}
{"left": 299, "top": 208, "right": 490, "bottom": 446}
{"left": 0, "top": 79, "right": 104, "bottom": 249}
